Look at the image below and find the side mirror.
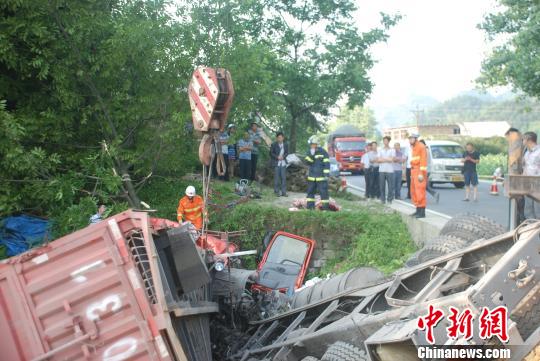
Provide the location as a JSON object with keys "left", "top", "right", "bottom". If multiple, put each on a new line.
{"left": 256, "top": 231, "right": 274, "bottom": 265}
{"left": 262, "top": 231, "right": 274, "bottom": 249}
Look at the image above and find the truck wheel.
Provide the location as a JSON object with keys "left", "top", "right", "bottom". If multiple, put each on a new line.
{"left": 454, "top": 182, "right": 465, "bottom": 188}
{"left": 321, "top": 342, "right": 367, "bottom": 361}
{"left": 512, "top": 291, "right": 540, "bottom": 341}
{"left": 523, "top": 343, "right": 540, "bottom": 361}
{"left": 301, "top": 357, "right": 320, "bottom": 361}
{"left": 440, "top": 213, "right": 506, "bottom": 244}
{"left": 404, "top": 251, "right": 421, "bottom": 267}
{"left": 416, "top": 235, "right": 468, "bottom": 263}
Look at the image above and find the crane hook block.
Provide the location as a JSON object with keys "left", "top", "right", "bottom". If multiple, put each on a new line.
{"left": 188, "top": 66, "right": 235, "bottom": 133}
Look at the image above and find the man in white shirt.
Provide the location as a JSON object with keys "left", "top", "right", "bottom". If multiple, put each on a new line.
{"left": 367, "top": 142, "right": 380, "bottom": 198}
{"left": 361, "top": 143, "right": 371, "bottom": 198}
{"left": 522, "top": 131, "right": 540, "bottom": 219}
{"left": 405, "top": 146, "right": 412, "bottom": 199}
{"left": 377, "top": 136, "right": 396, "bottom": 204}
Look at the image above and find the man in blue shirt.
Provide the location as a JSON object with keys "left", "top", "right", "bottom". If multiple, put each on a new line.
{"left": 89, "top": 205, "right": 106, "bottom": 224}
{"left": 248, "top": 122, "right": 262, "bottom": 181}
{"left": 238, "top": 131, "right": 253, "bottom": 181}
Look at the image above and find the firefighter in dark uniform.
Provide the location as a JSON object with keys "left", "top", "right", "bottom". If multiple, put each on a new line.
{"left": 305, "top": 136, "right": 330, "bottom": 210}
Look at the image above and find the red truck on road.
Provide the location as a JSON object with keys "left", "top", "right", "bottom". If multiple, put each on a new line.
{"left": 327, "top": 124, "right": 367, "bottom": 174}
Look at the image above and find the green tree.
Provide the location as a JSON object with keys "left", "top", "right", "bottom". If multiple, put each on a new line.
{"left": 263, "top": 2, "right": 398, "bottom": 152}
{"left": 479, "top": 1, "right": 540, "bottom": 98}
{"left": 0, "top": 0, "right": 198, "bottom": 218}
{"left": 334, "top": 106, "right": 378, "bottom": 139}
{"left": 187, "top": 0, "right": 398, "bottom": 152}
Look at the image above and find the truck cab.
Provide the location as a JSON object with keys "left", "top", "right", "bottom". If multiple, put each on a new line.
{"left": 327, "top": 124, "right": 367, "bottom": 174}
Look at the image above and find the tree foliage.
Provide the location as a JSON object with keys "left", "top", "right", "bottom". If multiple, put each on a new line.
{"left": 1, "top": 0, "right": 197, "bottom": 220}
{"left": 479, "top": 1, "right": 540, "bottom": 98}
{"left": 333, "top": 106, "right": 379, "bottom": 140}
{"left": 0, "top": 0, "right": 394, "bottom": 231}
{"left": 186, "top": 0, "right": 397, "bottom": 151}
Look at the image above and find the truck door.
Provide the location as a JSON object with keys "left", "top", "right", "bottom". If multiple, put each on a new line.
{"left": 255, "top": 232, "right": 315, "bottom": 292}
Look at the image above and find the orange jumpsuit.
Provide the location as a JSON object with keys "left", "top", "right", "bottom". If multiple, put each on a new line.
{"left": 177, "top": 195, "right": 204, "bottom": 230}
{"left": 410, "top": 141, "right": 428, "bottom": 208}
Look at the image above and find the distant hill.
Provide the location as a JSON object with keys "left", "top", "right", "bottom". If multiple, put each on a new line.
{"left": 424, "top": 93, "right": 540, "bottom": 132}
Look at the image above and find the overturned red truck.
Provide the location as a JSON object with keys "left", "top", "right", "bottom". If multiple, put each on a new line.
{"left": 0, "top": 211, "right": 316, "bottom": 361}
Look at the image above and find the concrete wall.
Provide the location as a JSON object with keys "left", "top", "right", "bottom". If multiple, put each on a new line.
{"left": 307, "top": 186, "right": 449, "bottom": 274}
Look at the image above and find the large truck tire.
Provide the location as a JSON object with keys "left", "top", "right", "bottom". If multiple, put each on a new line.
{"left": 440, "top": 213, "right": 506, "bottom": 244}
{"left": 321, "top": 342, "right": 367, "bottom": 361}
{"left": 512, "top": 289, "right": 540, "bottom": 342}
{"left": 524, "top": 344, "right": 540, "bottom": 361}
{"left": 404, "top": 251, "right": 421, "bottom": 267}
{"left": 416, "top": 235, "right": 468, "bottom": 263}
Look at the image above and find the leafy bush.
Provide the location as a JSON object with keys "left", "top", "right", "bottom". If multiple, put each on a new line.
{"left": 211, "top": 203, "right": 415, "bottom": 274}
{"left": 51, "top": 197, "right": 128, "bottom": 238}
{"left": 457, "top": 136, "right": 507, "bottom": 155}
{"left": 477, "top": 153, "right": 507, "bottom": 176}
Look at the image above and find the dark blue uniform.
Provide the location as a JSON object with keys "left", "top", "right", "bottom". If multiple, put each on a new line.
{"left": 305, "top": 147, "right": 330, "bottom": 210}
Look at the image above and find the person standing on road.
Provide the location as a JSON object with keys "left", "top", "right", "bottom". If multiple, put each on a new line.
{"left": 248, "top": 122, "right": 262, "bottom": 181}
{"left": 461, "top": 143, "right": 480, "bottom": 202}
{"left": 409, "top": 133, "right": 428, "bottom": 218}
{"left": 270, "top": 132, "right": 289, "bottom": 197}
{"left": 377, "top": 136, "right": 396, "bottom": 204}
{"left": 305, "top": 136, "right": 330, "bottom": 210}
{"left": 238, "top": 131, "right": 253, "bottom": 181}
{"left": 361, "top": 143, "right": 371, "bottom": 199}
{"left": 367, "top": 142, "right": 380, "bottom": 199}
{"left": 522, "top": 131, "right": 540, "bottom": 219}
{"left": 405, "top": 145, "right": 412, "bottom": 199}
{"left": 419, "top": 140, "right": 440, "bottom": 203}
{"left": 393, "top": 142, "right": 405, "bottom": 200}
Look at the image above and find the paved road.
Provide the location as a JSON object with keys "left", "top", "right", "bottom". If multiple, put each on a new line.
{"left": 346, "top": 175, "right": 510, "bottom": 228}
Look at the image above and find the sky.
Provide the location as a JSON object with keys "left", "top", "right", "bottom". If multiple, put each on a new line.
{"left": 354, "top": 0, "right": 499, "bottom": 125}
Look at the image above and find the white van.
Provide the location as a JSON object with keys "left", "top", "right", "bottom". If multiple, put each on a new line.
{"left": 425, "top": 140, "right": 465, "bottom": 188}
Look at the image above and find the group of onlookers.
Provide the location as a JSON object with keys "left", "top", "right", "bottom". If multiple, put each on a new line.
{"left": 361, "top": 137, "right": 485, "bottom": 205}
{"left": 216, "top": 122, "right": 263, "bottom": 182}
{"left": 361, "top": 137, "right": 407, "bottom": 204}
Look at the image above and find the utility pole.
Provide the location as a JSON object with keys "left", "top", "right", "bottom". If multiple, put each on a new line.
{"left": 411, "top": 105, "right": 424, "bottom": 131}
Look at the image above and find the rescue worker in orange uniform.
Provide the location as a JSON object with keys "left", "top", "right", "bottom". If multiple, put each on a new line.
{"left": 177, "top": 185, "right": 205, "bottom": 230}
{"left": 409, "top": 133, "right": 428, "bottom": 218}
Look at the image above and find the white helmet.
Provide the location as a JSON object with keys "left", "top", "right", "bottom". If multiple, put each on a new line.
{"left": 185, "top": 185, "right": 196, "bottom": 197}
{"left": 308, "top": 135, "right": 318, "bottom": 145}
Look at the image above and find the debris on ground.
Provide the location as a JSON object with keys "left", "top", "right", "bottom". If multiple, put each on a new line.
{"left": 289, "top": 197, "right": 341, "bottom": 211}
{"left": 0, "top": 215, "right": 51, "bottom": 258}
{"left": 258, "top": 153, "right": 344, "bottom": 192}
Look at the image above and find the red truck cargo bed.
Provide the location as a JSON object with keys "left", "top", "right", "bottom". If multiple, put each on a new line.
{"left": 0, "top": 211, "right": 177, "bottom": 361}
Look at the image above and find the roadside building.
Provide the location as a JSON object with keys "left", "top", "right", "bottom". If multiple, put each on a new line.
{"left": 384, "top": 121, "right": 511, "bottom": 142}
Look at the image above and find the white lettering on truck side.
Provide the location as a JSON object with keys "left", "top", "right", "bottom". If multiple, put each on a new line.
{"left": 103, "top": 337, "right": 138, "bottom": 361}
{"left": 71, "top": 260, "right": 105, "bottom": 283}
{"left": 86, "top": 294, "right": 122, "bottom": 321}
